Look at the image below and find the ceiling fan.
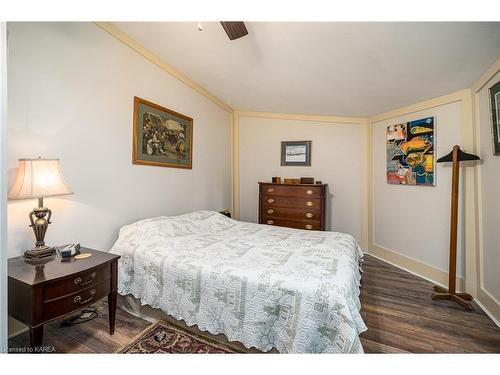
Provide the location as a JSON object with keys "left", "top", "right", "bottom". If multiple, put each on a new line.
{"left": 220, "top": 22, "right": 248, "bottom": 40}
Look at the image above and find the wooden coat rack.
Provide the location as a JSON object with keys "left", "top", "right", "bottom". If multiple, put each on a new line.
{"left": 432, "top": 145, "right": 480, "bottom": 310}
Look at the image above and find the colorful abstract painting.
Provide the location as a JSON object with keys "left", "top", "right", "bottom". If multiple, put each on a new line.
{"left": 386, "top": 117, "right": 435, "bottom": 186}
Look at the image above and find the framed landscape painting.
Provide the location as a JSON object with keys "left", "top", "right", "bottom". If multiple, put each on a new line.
{"left": 489, "top": 80, "right": 500, "bottom": 155}
{"left": 386, "top": 117, "right": 435, "bottom": 186}
{"left": 133, "top": 97, "right": 193, "bottom": 169}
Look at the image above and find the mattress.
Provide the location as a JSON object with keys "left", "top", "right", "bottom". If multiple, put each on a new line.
{"left": 110, "top": 210, "right": 367, "bottom": 353}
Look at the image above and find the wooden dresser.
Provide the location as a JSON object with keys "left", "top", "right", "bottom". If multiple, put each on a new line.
{"left": 258, "top": 182, "right": 327, "bottom": 231}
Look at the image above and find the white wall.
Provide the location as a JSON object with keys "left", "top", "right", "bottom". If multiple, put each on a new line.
{"left": 6, "top": 22, "right": 232, "bottom": 257}
{"left": 372, "top": 101, "right": 465, "bottom": 276}
{"left": 477, "top": 70, "right": 500, "bottom": 302}
{"left": 238, "top": 116, "right": 363, "bottom": 241}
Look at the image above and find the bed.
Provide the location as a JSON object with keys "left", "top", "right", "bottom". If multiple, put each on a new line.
{"left": 110, "top": 210, "right": 366, "bottom": 353}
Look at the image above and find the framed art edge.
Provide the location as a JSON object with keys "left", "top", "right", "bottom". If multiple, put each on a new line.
{"left": 132, "top": 159, "right": 193, "bottom": 169}
{"left": 488, "top": 81, "right": 500, "bottom": 155}
{"left": 132, "top": 96, "right": 139, "bottom": 166}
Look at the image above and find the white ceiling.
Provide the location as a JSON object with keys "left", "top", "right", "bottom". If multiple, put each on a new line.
{"left": 114, "top": 22, "right": 500, "bottom": 116}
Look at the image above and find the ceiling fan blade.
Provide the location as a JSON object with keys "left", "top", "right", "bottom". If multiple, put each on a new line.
{"left": 220, "top": 22, "right": 248, "bottom": 40}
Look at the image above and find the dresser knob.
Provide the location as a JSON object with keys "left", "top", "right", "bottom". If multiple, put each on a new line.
{"left": 306, "top": 201, "right": 313, "bottom": 207}
{"left": 305, "top": 213, "right": 313, "bottom": 218}
{"left": 267, "top": 188, "right": 274, "bottom": 193}
{"left": 305, "top": 224, "right": 313, "bottom": 230}
{"left": 267, "top": 220, "right": 274, "bottom": 225}
{"left": 267, "top": 209, "right": 274, "bottom": 214}
{"left": 267, "top": 198, "right": 274, "bottom": 204}
{"left": 306, "top": 190, "right": 313, "bottom": 195}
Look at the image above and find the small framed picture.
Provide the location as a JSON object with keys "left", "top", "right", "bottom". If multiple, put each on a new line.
{"left": 489, "top": 80, "right": 500, "bottom": 155}
{"left": 281, "top": 141, "right": 311, "bottom": 166}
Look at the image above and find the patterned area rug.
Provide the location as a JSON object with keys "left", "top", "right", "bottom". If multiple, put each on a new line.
{"left": 116, "top": 321, "right": 241, "bottom": 354}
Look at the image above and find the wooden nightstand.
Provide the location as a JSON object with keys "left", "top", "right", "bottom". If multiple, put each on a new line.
{"left": 8, "top": 247, "right": 120, "bottom": 350}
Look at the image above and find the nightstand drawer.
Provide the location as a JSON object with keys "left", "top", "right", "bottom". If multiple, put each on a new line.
{"left": 43, "top": 280, "right": 110, "bottom": 321}
{"left": 44, "top": 264, "right": 110, "bottom": 301}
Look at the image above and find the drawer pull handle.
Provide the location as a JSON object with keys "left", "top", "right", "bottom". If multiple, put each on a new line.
{"left": 305, "top": 224, "right": 313, "bottom": 230}
{"left": 267, "top": 209, "right": 274, "bottom": 214}
{"left": 267, "top": 188, "right": 274, "bottom": 193}
{"left": 306, "top": 190, "right": 313, "bottom": 195}
{"left": 306, "top": 201, "right": 314, "bottom": 207}
{"left": 74, "top": 289, "right": 96, "bottom": 305}
{"left": 74, "top": 272, "right": 96, "bottom": 286}
{"left": 305, "top": 213, "right": 313, "bottom": 218}
{"left": 267, "top": 199, "right": 274, "bottom": 204}
{"left": 267, "top": 220, "right": 274, "bottom": 225}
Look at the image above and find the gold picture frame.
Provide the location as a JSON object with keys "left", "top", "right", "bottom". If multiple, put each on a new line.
{"left": 133, "top": 96, "right": 193, "bottom": 169}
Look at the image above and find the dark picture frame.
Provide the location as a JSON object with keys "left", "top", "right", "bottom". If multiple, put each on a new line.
{"left": 489, "top": 80, "right": 500, "bottom": 155}
{"left": 133, "top": 97, "right": 193, "bottom": 169}
{"left": 281, "top": 141, "right": 312, "bottom": 166}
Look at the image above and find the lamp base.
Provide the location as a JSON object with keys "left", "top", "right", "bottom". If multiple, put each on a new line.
{"left": 24, "top": 246, "right": 56, "bottom": 260}
{"left": 24, "top": 197, "right": 55, "bottom": 260}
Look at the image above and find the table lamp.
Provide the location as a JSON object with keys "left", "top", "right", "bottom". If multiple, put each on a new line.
{"left": 8, "top": 158, "right": 73, "bottom": 259}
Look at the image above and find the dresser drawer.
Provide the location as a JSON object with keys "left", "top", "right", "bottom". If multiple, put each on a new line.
{"left": 44, "top": 264, "right": 110, "bottom": 301}
{"left": 262, "top": 206, "right": 321, "bottom": 220}
{"left": 261, "top": 195, "right": 322, "bottom": 209}
{"left": 261, "top": 184, "right": 322, "bottom": 198}
{"left": 262, "top": 217, "right": 321, "bottom": 231}
{"left": 43, "top": 280, "right": 110, "bottom": 321}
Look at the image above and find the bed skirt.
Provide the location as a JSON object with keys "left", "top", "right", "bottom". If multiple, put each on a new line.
{"left": 117, "top": 294, "right": 275, "bottom": 353}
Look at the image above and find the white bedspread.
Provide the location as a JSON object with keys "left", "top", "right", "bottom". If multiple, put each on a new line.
{"left": 110, "top": 210, "right": 367, "bottom": 353}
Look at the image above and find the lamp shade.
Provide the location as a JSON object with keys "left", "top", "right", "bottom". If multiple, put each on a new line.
{"left": 8, "top": 158, "right": 72, "bottom": 200}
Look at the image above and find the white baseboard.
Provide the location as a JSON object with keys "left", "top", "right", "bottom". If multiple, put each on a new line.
{"left": 476, "top": 288, "right": 500, "bottom": 327}
{"left": 366, "top": 244, "right": 499, "bottom": 327}
{"left": 367, "top": 243, "right": 466, "bottom": 292}
{"left": 474, "top": 298, "right": 500, "bottom": 328}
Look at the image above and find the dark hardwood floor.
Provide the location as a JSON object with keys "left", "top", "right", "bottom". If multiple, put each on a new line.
{"left": 8, "top": 301, "right": 150, "bottom": 353}
{"left": 8, "top": 254, "right": 500, "bottom": 353}
{"left": 359, "top": 255, "right": 500, "bottom": 353}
